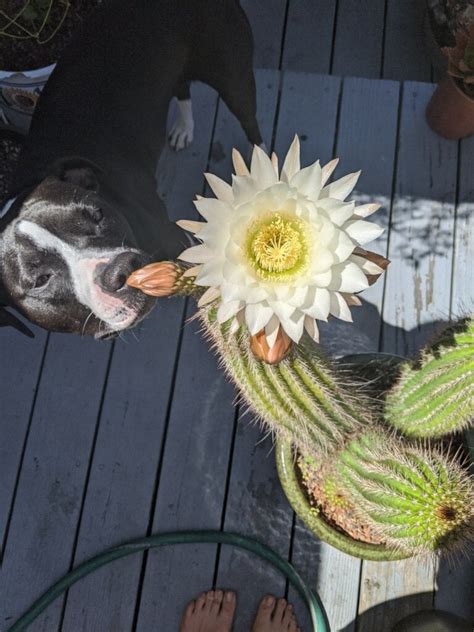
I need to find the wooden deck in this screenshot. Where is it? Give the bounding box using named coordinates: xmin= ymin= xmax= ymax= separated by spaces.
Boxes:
xmin=1 ymin=69 xmax=473 ymax=632
xmin=1 ymin=3 xmax=473 ymax=631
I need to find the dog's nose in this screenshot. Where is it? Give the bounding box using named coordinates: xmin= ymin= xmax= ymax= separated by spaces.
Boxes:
xmin=98 ymin=251 xmax=145 ymax=292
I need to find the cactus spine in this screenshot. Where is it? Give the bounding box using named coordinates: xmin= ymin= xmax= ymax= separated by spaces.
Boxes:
xmin=335 ymin=432 xmax=473 ymax=554
xmin=201 ymin=309 xmax=366 ymax=457
xmin=201 ymin=308 xmax=474 ymax=555
xmin=385 ymin=318 xmax=474 ymax=438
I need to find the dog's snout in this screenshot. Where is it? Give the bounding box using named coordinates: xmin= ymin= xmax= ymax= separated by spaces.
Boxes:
xmin=98 ymin=251 xmax=144 ymax=292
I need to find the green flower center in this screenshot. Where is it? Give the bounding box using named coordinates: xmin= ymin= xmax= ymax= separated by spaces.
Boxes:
xmin=245 ymin=212 xmax=308 ymax=281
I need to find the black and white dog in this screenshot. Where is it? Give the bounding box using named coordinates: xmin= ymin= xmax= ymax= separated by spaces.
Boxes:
xmin=0 ymin=0 xmax=262 ymax=339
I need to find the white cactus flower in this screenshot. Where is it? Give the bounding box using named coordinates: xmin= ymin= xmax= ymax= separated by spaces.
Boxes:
xmin=178 ymin=136 xmax=388 ymax=346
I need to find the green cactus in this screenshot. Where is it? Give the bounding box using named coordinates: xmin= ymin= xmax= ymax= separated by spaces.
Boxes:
xmin=385 ymin=318 xmax=474 ymax=439
xmin=201 ymin=308 xmax=367 ymax=457
xmin=200 ymin=308 xmax=474 ymax=556
xmin=335 ymin=432 xmax=474 ymax=554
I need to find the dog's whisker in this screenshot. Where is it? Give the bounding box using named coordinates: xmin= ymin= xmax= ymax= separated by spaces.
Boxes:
xmin=81 ymin=310 xmax=94 ymax=337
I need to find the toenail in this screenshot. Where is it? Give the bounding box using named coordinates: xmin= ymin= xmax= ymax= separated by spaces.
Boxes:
xmin=225 ymin=592 xmax=235 ymax=602
xmin=264 ymin=596 xmax=275 ymax=606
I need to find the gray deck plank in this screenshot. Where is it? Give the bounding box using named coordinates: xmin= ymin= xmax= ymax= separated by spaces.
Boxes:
xmin=359 ymin=81 xmax=459 ymax=631
xmin=241 ymin=0 xmax=288 ymax=69
xmin=291 ymin=76 xmax=400 ymax=632
xmin=201 ymin=69 xmax=286 ymax=632
xmin=318 ymin=76 xmax=400 ymax=358
xmin=58 ymin=299 xmax=186 ymax=632
xmin=282 ymin=0 xmax=336 ymax=74
xmin=0 ymin=335 xmax=111 ymax=630
xmin=216 ymin=424 xmax=293 ymax=632
xmin=331 ymin=0 xmax=385 ymax=78
xmin=381 ymin=82 xmax=458 ymax=357
xmin=58 ymin=82 xmax=220 ymax=632
xmin=134 ymin=305 xmax=236 ymax=631
xmin=0 ymin=324 xmax=47 ymax=556
xmin=435 ymin=134 xmax=474 ymax=623
xmin=450 ymin=135 xmax=474 ymax=319
xmin=383 ymin=0 xmax=432 ymax=82
xmin=273 ymin=71 xmax=364 ymax=632
xmin=135 ymin=68 xmax=279 ymax=632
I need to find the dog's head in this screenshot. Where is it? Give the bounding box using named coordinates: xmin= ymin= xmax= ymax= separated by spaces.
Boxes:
xmin=0 ymin=158 xmax=162 ymax=339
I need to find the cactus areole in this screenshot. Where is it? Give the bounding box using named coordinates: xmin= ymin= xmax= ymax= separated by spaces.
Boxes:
xmin=128 ymin=140 xmax=473 ymax=559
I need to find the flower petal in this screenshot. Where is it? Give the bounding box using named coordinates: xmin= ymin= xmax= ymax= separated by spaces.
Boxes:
xmin=342 ymin=293 xmax=362 ymax=306
xmin=232 ymin=148 xmax=250 ymax=176
xmin=178 ymin=244 xmax=214 ymax=263
xmin=271 ymin=152 xmax=279 ymax=177
xmin=329 ymin=261 xmax=369 ymax=293
xmin=250 ymin=144 xmax=278 ymax=189
xmin=344 ymin=219 xmax=384 ymax=245
xmin=204 ymin=173 xmax=233 ymax=203
xmin=304 ymin=315 xmax=320 ymax=342
xmin=231 ymin=174 xmax=260 ymax=205
xmin=280 ymin=309 xmax=305 ymax=343
xmin=182 ymin=265 xmax=203 ymax=278
xmin=265 ymin=314 xmax=280 ymax=348
xmin=350 ymin=254 xmax=384 ymax=276
xmin=176 ymin=219 xmax=204 ymax=234
xmin=229 ymin=316 xmax=241 ymax=335
xmin=353 ymin=202 xmax=381 ymax=218
xmin=217 ymin=300 xmax=243 ymax=323
xmin=321 ymin=170 xmax=361 ymax=201
xmin=321 ymin=158 xmax=339 ymax=185
xmin=300 ymin=286 xmax=330 ymax=320
xmin=318 ymin=198 xmax=355 ymax=226
xmin=281 ymin=135 xmax=301 ymax=183
xmin=329 ymin=291 xmax=353 ymax=322
xmin=290 ymin=160 xmax=322 ymax=202
xmin=197 ymin=286 xmax=220 ymax=307
xmin=194 ymin=197 xmax=230 ymax=222
xmin=245 ymin=302 xmax=274 ymax=334
xmin=195 ymin=260 xmax=225 ymax=286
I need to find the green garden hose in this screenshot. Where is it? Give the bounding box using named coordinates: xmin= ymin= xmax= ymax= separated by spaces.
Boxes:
xmin=8 ymin=530 xmax=329 ymax=632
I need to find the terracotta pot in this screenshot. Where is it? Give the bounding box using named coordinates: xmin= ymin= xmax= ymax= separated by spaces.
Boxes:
xmin=275 ymin=353 xmax=410 ymax=562
xmin=426 ymin=75 xmax=474 ymax=140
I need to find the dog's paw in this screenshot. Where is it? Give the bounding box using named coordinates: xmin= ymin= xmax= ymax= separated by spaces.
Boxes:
xmin=168 ymin=98 xmax=194 ymax=151
xmin=168 ymin=122 xmax=194 ymax=151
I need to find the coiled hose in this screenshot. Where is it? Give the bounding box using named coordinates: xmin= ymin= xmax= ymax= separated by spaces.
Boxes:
xmin=8 ymin=530 xmax=330 ymax=632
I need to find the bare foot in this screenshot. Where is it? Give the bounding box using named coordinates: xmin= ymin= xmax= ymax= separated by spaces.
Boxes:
xmin=179 ymin=590 xmax=236 ymax=632
xmin=252 ymin=595 xmax=301 ymax=632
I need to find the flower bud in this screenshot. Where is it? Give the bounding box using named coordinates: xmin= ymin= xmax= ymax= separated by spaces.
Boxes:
xmin=250 ymin=327 xmax=293 ymax=365
xmin=127 ymin=261 xmax=181 ymax=297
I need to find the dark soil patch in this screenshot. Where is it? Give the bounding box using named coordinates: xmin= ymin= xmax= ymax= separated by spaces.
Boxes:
xmin=0 ymin=0 xmax=101 ymax=71
xmin=0 ymin=129 xmax=23 ymax=202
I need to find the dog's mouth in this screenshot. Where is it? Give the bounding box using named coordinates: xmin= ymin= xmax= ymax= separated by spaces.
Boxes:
xmin=74 ymin=249 xmax=156 ymax=338
xmin=93 ymin=295 xmax=155 ymax=340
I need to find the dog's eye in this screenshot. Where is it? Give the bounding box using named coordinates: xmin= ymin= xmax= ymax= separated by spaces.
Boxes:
xmin=33 ymin=274 xmax=52 ymax=289
xmin=88 ymin=207 xmax=104 ymax=224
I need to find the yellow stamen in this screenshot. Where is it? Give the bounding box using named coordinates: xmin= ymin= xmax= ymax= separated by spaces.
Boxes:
xmin=246 ymin=213 xmax=308 ymax=280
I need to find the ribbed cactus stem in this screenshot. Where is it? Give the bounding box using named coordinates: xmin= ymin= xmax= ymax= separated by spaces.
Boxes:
xmin=200 ymin=309 xmax=367 ymax=457
xmin=333 ymin=432 xmax=474 ymax=554
xmin=385 ymin=318 xmax=474 ymax=438
xmin=200 ymin=307 xmax=473 ymax=556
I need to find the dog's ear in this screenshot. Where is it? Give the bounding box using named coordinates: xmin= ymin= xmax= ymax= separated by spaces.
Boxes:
xmin=51 ymin=156 xmax=103 ymax=192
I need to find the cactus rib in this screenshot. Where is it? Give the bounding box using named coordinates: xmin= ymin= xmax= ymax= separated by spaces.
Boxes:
xmin=385 ymin=318 xmax=474 ymax=438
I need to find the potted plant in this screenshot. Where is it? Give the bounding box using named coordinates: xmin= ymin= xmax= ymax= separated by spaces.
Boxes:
xmin=0 ymin=0 xmax=98 ymax=132
xmin=425 ymin=2 xmax=474 ymax=138
xmin=128 ymin=139 xmax=474 ymax=561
